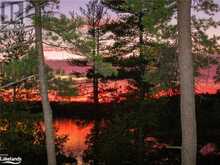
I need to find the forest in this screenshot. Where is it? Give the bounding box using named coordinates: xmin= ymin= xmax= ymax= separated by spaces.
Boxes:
xmin=0 ymin=0 xmax=220 ymax=165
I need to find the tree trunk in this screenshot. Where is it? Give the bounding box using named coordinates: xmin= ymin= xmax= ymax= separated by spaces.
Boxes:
xmin=93 ymin=74 xmax=99 ymax=105
xmin=137 ymin=11 xmax=145 ymax=165
xmin=12 ymin=86 xmax=17 ymax=110
xmin=177 ymin=1 xmax=197 ymax=165
xmin=13 ymin=86 xmax=16 ymax=103
xmin=34 ymin=5 xmax=57 ymax=165
xmin=93 ymin=26 xmax=99 ymax=105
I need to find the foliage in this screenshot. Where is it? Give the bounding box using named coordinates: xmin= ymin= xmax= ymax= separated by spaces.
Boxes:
xmin=42 ymin=0 xmax=117 ymax=78
xmin=48 ymin=76 xmax=76 ymax=96
xmin=101 ymin=0 xmax=177 ymax=96
xmin=1 ymin=50 xmax=38 ymax=85
xmin=0 ymin=109 xmax=70 ymax=165
xmin=0 ymin=49 xmax=76 ymax=98
xmin=102 ymin=0 xmax=220 ymax=93
xmin=0 ymin=24 xmax=34 ymax=62
xmin=83 ymin=99 xmax=176 ymax=165
xmin=103 ymin=0 xmax=174 ymax=31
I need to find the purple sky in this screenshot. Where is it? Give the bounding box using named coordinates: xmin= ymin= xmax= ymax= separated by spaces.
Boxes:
xmin=58 ymin=0 xmax=220 ymax=20
xmin=58 ymin=0 xmax=220 ymax=36
xmin=1 ymin=0 xmax=219 ymax=36
xmin=59 ymin=0 xmax=89 ymax=15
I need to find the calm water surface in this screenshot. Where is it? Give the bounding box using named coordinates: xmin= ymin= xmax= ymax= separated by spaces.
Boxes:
xmin=54 ymin=119 xmax=93 ymax=164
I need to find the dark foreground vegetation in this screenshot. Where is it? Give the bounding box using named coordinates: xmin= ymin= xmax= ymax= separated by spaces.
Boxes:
xmin=1 ymin=93 xmax=220 ymax=165
xmin=0 ymin=0 xmax=219 ymax=164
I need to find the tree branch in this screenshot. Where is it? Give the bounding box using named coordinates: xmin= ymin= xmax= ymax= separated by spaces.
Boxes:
xmin=0 ymin=74 xmax=37 ymax=90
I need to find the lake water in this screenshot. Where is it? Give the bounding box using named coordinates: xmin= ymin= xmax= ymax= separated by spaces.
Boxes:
xmin=54 ymin=119 xmax=93 ymax=165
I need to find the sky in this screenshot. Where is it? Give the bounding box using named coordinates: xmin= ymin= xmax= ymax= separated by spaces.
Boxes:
xmin=0 ymin=0 xmax=89 ymax=21
xmin=0 ymin=0 xmax=220 ymax=40
xmin=58 ymin=0 xmax=220 ymax=35
xmin=0 ymin=0 xmax=220 ymax=16
xmin=59 ymin=0 xmax=89 ymax=15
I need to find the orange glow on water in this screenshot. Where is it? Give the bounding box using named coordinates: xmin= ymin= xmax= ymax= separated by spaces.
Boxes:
xmin=54 ymin=120 xmax=93 ymax=156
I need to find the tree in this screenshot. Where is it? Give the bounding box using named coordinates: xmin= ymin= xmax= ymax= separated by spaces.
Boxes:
xmin=0 ymin=2 xmax=76 ymax=164
xmin=80 ymin=0 xmax=114 ymax=105
xmin=0 ymin=24 xmax=35 ymax=102
xmin=104 ymin=0 xmax=218 ymax=164
xmin=102 ymin=0 xmax=174 ymax=95
xmin=42 ymin=0 xmax=117 ymax=105
xmin=0 ymin=52 xmax=38 ymax=102
xmin=31 ymin=1 xmax=58 ymax=164
xmin=177 ymin=1 xmax=197 ymax=165
xmin=102 ymin=1 xmax=174 ymax=165
xmin=0 ymin=24 xmax=33 ymax=63
xmin=82 ymin=1 xmax=220 ymax=165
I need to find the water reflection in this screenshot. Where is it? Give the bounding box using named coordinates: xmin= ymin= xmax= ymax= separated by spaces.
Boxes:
xmin=54 ymin=119 xmax=93 ymax=164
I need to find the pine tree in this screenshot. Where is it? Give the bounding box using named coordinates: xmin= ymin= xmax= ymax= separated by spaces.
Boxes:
xmin=0 ymin=24 xmax=35 ymax=101
xmin=29 ymin=1 xmax=59 ymax=164
xmin=32 ymin=1 xmax=57 ymax=165
xmin=4 ymin=2 xmax=61 ymax=164
xmin=98 ymin=1 xmax=220 ymax=165
xmin=42 ymin=0 xmax=117 ymax=105
xmin=80 ymin=0 xmax=109 ymax=105
xmin=102 ymin=1 xmax=174 ymax=164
